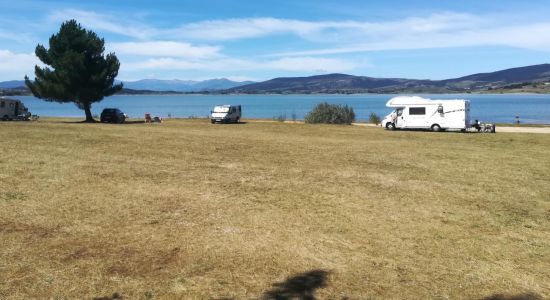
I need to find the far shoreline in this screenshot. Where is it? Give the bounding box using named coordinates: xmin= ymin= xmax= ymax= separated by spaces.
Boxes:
xmin=7 ymin=91 xmax=550 ymax=97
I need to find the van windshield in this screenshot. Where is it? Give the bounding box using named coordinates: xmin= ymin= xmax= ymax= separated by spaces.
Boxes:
xmin=213 ymin=106 xmax=229 ymax=113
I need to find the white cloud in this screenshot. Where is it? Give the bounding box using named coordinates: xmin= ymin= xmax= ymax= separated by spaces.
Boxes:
xmin=44 ymin=10 xmax=550 ymax=54
xmin=175 ymin=13 xmax=550 ymax=54
xmin=109 ymin=41 xmax=221 ymax=58
xmin=176 ymin=13 xmax=482 ymax=42
xmin=265 ymin=57 xmax=355 ymax=72
xmin=48 ymin=9 xmax=154 ymax=39
xmin=122 ymin=56 xmax=357 ymax=73
xmin=0 ymin=50 xmax=40 ymax=80
xmin=269 ymin=21 xmax=550 ymax=56
xmin=0 ymin=29 xmax=33 ymax=44
xmin=178 ymin=18 xmax=321 ymax=40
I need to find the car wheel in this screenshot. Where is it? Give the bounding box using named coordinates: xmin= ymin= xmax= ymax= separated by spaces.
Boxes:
xmin=2 ymin=115 xmax=9 ymax=121
xmin=235 ymin=117 xmax=240 ymax=124
xmin=386 ymin=122 xmax=395 ymax=130
xmin=431 ymin=124 xmax=442 ymax=132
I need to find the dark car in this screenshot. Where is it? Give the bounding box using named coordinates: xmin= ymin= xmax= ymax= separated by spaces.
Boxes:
xmin=100 ymin=108 xmax=126 ymax=123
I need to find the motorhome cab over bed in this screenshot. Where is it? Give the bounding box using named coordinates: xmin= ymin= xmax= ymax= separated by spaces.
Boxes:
xmin=382 ymin=96 xmax=470 ymax=131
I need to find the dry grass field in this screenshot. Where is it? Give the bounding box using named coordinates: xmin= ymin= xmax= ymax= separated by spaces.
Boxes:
xmin=1 ymin=118 xmax=549 ymax=299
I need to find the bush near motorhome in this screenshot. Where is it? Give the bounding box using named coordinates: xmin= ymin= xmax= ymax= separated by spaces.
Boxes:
xmin=305 ymin=102 xmax=355 ymax=124
xmin=368 ymin=112 xmax=381 ymax=124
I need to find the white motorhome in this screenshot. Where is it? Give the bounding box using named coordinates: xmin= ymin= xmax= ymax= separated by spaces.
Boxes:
xmin=210 ymin=105 xmax=241 ymax=124
xmin=381 ymin=96 xmax=470 ymax=131
xmin=0 ymin=97 xmax=31 ymax=121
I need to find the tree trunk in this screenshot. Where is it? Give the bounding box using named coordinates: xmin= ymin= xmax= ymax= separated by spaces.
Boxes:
xmin=83 ymin=103 xmax=95 ymax=122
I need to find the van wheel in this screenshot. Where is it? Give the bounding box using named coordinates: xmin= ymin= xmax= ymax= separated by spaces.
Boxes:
xmin=386 ymin=122 xmax=395 ymax=130
xmin=235 ymin=117 xmax=240 ymax=123
xmin=211 ymin=120 xmax=215 ymax=124
xmin=431 ymin=124 xmax=442 ymax=132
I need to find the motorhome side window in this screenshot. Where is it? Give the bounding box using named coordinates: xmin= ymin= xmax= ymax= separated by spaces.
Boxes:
xmin=396 ymin=108 xmax=403 ymax=116
xmin=409 ymin=107 xmax=426 ymax=115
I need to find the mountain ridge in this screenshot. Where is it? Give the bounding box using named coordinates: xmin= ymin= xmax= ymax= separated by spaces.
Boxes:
xmin=0 ymin=78 xmax=255 ymax=93
xmin=226 ymin=64 xmax=550 ymax=94
xmin=3 ymin=64 xmax=550 ymax=95
xmin=121 ymin=78 xmax=255 ymax=92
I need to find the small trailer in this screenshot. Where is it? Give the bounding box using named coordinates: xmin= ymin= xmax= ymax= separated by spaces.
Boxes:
xmin=0 ymin=97 xmax=32 ymax=121
xmin=381 ymin=96 xmax=472 ymax=132
xmin=210 ymin=105 xmax=241 ymax=124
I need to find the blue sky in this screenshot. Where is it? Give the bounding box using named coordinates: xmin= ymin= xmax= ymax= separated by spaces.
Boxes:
xmin=1 ymin=0 xmax=550 ymax=82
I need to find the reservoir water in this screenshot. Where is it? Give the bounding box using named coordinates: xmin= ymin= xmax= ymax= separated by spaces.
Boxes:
xmin=16 ymin=94 xmax=550 ymax=124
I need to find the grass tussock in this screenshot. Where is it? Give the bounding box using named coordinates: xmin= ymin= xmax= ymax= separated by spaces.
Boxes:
xmin=0 ymin=118 xmax=549 ymax=299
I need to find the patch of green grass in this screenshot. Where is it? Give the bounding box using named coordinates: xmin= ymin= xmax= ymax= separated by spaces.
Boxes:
xmin=0 ymin=118 xmax=549 ymax=299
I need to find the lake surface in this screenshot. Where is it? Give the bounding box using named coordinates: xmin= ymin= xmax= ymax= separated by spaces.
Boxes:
xmin=15 ymin=94 xmax=550 ymax=124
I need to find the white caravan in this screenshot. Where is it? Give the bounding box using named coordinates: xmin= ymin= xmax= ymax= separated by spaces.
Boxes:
xmin=0 ymin=97 xmax=31 ymax=121
xmin=381 ymin=96 xmax=470 ymax=131
xmin=210 ymin=105 xmax=242 ymax=123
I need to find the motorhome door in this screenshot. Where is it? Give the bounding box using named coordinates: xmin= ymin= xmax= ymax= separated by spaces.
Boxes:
xmin=395 ymin=108 xmax=405 ymax=127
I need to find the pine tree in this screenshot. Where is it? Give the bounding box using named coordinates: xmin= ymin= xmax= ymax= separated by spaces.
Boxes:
xmin=25 ymin=20 xmax=123 ymax=122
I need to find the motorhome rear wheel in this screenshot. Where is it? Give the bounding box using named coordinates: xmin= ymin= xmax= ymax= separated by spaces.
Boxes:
xmin=431 ymin=124 xmax=442 ymax=132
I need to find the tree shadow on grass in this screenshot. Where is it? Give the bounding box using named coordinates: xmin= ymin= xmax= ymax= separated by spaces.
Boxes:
xmin=262 ymin=269 xmax=330 ymax=300
xmin=92 ymin=292 xmax=123 ymax=300
xmin=481 ymin=293 xmax=543 ymax=300
xmin=58 ymin=120 xmax=145 ymax=124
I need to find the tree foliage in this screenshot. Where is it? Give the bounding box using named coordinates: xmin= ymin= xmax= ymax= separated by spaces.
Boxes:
xmin=305 ymin=102 xmax=355 ymax=125
xmin=25 ymin=20 xmax=122 ymax=122
xmin=368 ymin=112 xmax=381 ymax=124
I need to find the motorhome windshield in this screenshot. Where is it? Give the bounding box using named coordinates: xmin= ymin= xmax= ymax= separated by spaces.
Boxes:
xmin=213 ymin=106 xmax=230 ymax=113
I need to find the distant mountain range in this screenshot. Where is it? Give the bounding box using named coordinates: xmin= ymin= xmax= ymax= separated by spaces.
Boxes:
xmin=0 ymin=78 xmax=254 ymax=94
xmin=120 ymin=78 xmax=255 ymax=92
xmin=3 ymin=64 xmax=550 ymax=96
xmin=0 ymin=80 xmax=26 ymax=89
xmin=226 ymin=64 xmax=550 ymax=94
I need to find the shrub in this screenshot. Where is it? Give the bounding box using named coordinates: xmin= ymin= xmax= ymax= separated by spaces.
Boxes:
xmin=305 ymin=102 xmax=355 ymax=124
xmin=368 ymin=112 xmax=381 ymax=124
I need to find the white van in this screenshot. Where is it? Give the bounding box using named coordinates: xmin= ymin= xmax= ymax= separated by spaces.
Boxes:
xmin=0 ymin=98 xmax=31 ymax=121
xmin=211 ymin=105 xmax=241 ymax=124
xmin=381 ymin=96 xmax=470 ymax=131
